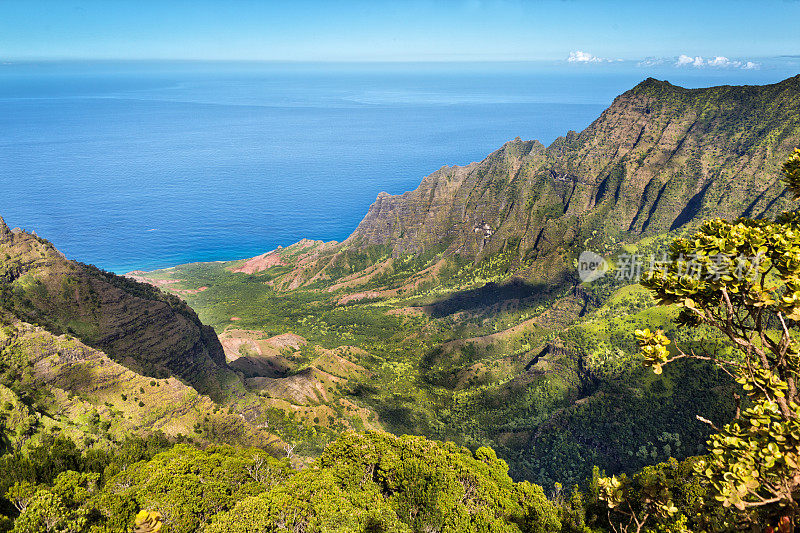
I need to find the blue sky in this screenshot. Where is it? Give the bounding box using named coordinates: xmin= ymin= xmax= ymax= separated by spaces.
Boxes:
xmin=1 ymin=0 xmax=799 ymax=63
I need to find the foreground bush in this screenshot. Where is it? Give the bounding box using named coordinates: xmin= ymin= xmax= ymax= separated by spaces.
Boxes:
xmin=207 ymin=431 xmax=561 ymax=533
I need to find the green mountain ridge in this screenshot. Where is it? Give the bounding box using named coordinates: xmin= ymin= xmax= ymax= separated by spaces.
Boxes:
xmin=0 ymin=317 xmax=282 ymax=453
xmin=0 ymin=216 xmax=236 ymax=401
xmin=281 ymin=75 xmax=800 ymax=289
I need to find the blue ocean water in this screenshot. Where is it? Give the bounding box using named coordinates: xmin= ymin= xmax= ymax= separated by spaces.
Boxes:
xmin=0 ymin=61 xmax=796 ymax=273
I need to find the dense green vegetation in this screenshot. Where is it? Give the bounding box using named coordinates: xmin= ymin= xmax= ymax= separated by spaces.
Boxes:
xmin=0 ymin=430 xmax=566 ymax=533
xmin=143 ymin=228 xmax=734 ymax=493
xmin=2 ymin=79 xmax=800 ymax=531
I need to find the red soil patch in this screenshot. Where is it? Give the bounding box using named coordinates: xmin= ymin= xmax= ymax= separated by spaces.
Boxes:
xmin=387 ymin=306 xmax=425 ymax=317
xmin=266 ymin=333 xmax=307 ymax=350
xmin=125 ymin=273 xmax=208 ymax=297
xmin=229 ymin=252 xmax=285 ymax=274
xmin=174 ymin=286 xmax=208 ymax=295
xmin=230 ymin=317 xmax=241 ymax=321
xmin=324 ymin=258 xmax=394 ymax=292
xmin=219 ymin=336 xmax=261 ymax=362
xmin=441 ymin=295 xmax=585 ymax=351
xmin=337 ymin=291 xmax=381 ymax=306
xmin=397 ymin=258 xmax=448 ymax=293
xmin=218 ymin=329 xmax=307 ymax=352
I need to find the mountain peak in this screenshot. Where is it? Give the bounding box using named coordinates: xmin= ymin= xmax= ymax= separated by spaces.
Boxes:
xmin=778 ymin=73 xmax=800 ymax=88
xmin=638 ymin=77 xmax=670 ymax=87
xmin=629 ymin=77 xmax=679 ymax=96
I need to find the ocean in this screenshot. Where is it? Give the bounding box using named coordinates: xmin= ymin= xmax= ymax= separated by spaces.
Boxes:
xmin=0 ymin=61 xmax=796 ymax=273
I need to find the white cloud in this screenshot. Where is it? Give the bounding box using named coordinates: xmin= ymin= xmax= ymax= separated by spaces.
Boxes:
xmin=567 ymin=50 xmax=604 ymax=63
xmin=674 ymin=54 xmax=759 ymax=70
xmin=676 ymin=55 xmax=706 ymax=67
xmin=637 ymin=57 xmax=666 ymax=67
xmin=708 ymin=56 xmax=743 ymax=68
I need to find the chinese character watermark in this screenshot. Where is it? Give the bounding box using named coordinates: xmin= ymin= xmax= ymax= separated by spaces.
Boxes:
xmin=577 ymin=250 xmax=765 ymax=283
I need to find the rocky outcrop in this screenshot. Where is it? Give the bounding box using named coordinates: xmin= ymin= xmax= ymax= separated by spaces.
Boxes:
xmin=0 ymin=216 xmax=10 ymax=242
xmin=0 ymin=225 xmax=236 ymax=400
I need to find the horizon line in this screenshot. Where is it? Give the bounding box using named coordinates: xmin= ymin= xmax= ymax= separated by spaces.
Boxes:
xmin=1 ymin=54 xmax=795 ymax=64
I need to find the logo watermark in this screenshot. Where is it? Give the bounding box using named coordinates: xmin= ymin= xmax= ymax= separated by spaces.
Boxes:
xmin=577 ymin=250 xmax=609 ymax=282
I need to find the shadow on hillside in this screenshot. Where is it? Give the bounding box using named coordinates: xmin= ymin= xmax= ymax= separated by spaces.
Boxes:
xmin=426 ymin=278 xmax=549 ymax=317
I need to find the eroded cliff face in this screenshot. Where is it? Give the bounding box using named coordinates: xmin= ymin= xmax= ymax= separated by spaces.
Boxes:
xmin=340 ymin=76 xmax=800 ymax=281
xmin=347 ymin=141 xmax=547 ymax=254
xmin=0 ymin=218 xmax=235 ymax=400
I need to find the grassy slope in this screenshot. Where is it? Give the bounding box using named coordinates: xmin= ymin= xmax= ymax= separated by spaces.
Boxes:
xmin=0 ymin=222 xmax=237 ymax=401
xmin=0 ymin=312 xmax=289 ymax=458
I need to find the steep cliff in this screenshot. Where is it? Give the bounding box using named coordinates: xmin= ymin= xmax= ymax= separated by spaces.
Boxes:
xmin=0 ymin=217 xmax=236 ymax=399
xmin=339 ymin=75 xmax=800 ymax=282
xmin=0 ymin=316 xmax=279 ymax=451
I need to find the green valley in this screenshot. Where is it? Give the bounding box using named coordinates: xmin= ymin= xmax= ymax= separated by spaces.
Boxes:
xmin=131 ymin=76 xmax=800 ymax=490
xmin=2 ymin=75 xmax=800 ymax=532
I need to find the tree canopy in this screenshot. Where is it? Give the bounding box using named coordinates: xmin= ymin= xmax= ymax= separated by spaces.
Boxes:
xmin=598 ymin=150 xmax=800 ymax=531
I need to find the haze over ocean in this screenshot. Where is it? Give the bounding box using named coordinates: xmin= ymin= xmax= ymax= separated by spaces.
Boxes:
xmin=1 ymin=61 xmax=796 ymax=273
